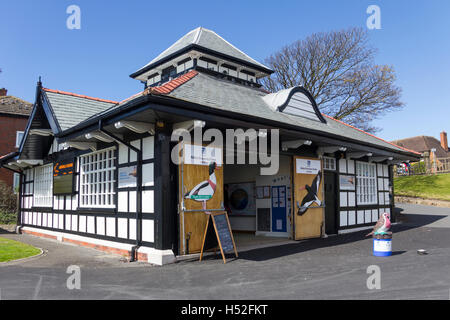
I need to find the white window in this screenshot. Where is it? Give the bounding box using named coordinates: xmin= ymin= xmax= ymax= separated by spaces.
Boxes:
xmin=323 ymin=157 xmax=336 ymax=171
xmin=34 ymin=164 xmax=53 ymax=207
xmin=356 ymin=162 xmax=377 ymax=205
xmin=80 ymin=147 xmax=116 ymax=208
xmin=16 ymin=131 xmax=24 ymax=148
xmin=13 ymin=173 xmax=20 ymax=194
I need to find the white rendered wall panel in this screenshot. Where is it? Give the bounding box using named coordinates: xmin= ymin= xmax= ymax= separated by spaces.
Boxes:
xmin=87 ymin=216 xmax=95 ymax=233
xmin=106 ymin=217 xmax=115 ymax=237
xmin=79 ymin=216 xmax=87 ymax=233
xmin=142 ymin=136 xmax=154 ymax=160
xmin=339 ymin=211 xmax=348 ymax=227
xmin=142 ymin=190 xmax=154 ymax=213
xmin=96 ymin=217 xmax=105 ymax=235
xmin=348 ymin=211 xmax=356 ymax=225
xmin=129 ymin=219 xmax=136 ymax=240
xmin=339 ymin=159 xmax=347 ymax=173
xmin=118 ymin=218 xmax=128 ymax=239
xmin=141 ymin=219 xmax=154 ymax=243
xmin=142 ymin=163 xmax=154 ymax=186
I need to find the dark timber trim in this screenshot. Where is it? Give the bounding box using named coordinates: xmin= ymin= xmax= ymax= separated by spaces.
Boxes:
xmin=153 ymin=123 xmax=175 ymax=251
xmin=129 ymin=43 xmax=274 ymax=79
xmin=277 ymin=87 xmax=327 ymax=124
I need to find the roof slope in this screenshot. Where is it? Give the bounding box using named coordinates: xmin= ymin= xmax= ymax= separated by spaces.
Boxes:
xmin=165 ymin=72 xmax=417 ymax=155
xmin=43 ymin=89 xmax=117 ymax=131
xmin=55 ymin=71 xmax=418 ymax=157
xmin=392 ymin=136 xmax=449 ymax=158
xmin=132 ymin=27 xmax=271 ymax=77
xmin=0 ymin=95 xmax=32 ymax=116
xmin=89 ymin=71 xmax=418 ymax=156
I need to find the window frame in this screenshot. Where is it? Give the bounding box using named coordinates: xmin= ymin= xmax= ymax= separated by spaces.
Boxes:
xmin=355 ymin=161 xmax=378 ymax=205
xmin=33 ymin=164 xmax=53 ymax=207
xmin=79 ymin=147 xmax=117 ymax=209
xmin=323 ymin=156 xmax=336 ymax=171
xmin=16 ymin=131 xmax=24 ymax=148
xmin=13 ymin=172 xmax=20 ymax=194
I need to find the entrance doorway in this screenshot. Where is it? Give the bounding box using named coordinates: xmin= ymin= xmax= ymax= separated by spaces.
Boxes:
xmin=324 ymin=171 xmax=338 ymax=235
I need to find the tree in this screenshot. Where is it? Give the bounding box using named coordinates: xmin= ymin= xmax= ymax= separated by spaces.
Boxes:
xmin=261 ymin=28 xmax=403 ymax=133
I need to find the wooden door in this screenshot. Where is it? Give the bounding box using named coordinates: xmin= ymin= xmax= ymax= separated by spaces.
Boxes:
xmin=179 ymin=143 xmax=224 ymax=254
xmin=324 ymin=171 xmax=337 ymax=235
xmin=293 ymin=156 xmax=324 ymax=240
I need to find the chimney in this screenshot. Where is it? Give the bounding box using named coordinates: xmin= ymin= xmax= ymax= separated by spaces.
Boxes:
xmin=0 ymin=88 xmax=7 ymax=96
xmin=441 ymin=131 xmax=448 ymax=151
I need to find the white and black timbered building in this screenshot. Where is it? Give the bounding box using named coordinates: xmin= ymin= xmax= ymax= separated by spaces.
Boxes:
xmin=0 ymin=27 xmax=420 ymax=265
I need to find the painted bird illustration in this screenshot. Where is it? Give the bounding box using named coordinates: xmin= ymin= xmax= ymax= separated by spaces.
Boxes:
xmin=366 ymin=212 xmax=391 ymax=236
xmin=297 ymin=171 xmax=321 ymax=216
xmin=184 ymin=162 xmax=217 ymax=201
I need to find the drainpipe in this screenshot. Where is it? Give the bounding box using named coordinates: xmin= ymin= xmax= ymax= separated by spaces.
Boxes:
xmin=98 ymin=120 xmax=143 ymax=262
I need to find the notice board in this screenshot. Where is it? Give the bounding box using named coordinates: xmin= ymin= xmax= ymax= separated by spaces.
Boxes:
xmin=200 ymin=212 xmax=238 ymax=263
xmin=53 ymin=158 xmax=75 ymax=195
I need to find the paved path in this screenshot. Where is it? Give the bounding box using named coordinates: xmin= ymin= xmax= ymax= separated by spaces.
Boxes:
xmin=1 ymin=203 xmax=450 ymax=300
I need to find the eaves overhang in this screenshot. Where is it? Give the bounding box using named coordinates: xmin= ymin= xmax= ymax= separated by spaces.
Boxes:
xmin=130 ymin=44 xmax=274 ymax=79
xmin=56 ymin=93 xmax=420 ymax=161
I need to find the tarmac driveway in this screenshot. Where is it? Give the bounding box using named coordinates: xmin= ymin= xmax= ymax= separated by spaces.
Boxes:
xmin=1 ymin=203 xmax=450 ymax=300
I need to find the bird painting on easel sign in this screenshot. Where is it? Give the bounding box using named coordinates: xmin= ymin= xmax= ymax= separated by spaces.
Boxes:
xmin=297 ymin=170 xmax=322 ymax=216
xmin=184 ymin=162 xmax=218 ymax=201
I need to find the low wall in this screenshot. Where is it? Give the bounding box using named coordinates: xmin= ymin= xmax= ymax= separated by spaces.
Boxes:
xmin=395 ymin=196 xmax=450 ymax=208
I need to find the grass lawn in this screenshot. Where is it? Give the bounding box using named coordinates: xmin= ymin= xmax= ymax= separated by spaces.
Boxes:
xmin=394 ymin=173 xmax=450 ymax=201
xmin=0 ymin=237 xmax=41 ymax=263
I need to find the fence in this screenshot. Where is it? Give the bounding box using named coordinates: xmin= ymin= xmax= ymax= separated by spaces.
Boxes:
xmin=395 ymin=156 xmax=450 ymax=176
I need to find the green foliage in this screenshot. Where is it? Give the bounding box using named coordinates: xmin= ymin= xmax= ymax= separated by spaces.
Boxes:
xmin=0 ymin=210 xmax=17 ymax=225
xmin=0 ymin=237 xmax=41 ymax=262
xmin=0 ymin=181 xmax=18 ymax=225
xmin=394 ymin=173 xmax=450 ymax=201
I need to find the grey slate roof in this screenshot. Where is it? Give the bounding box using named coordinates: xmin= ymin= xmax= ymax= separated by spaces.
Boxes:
xmin=43 ymin=90 xmax=117 ymax=131
xmin=133 ymin=27 xmax=271 ymax=76
xmin=166 ymin=72 xmax=414 ymax=154
xmin=391 ymin=136 xmax=449 ymax=158
xmin=81 ymin=71 xmax=416 ymax=156
xmin=0 ymin=95 xmax=32 ymax=116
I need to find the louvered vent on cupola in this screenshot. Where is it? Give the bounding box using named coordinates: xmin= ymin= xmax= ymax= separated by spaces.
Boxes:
xmin=263 ymin=87 xmax=326 ymax=123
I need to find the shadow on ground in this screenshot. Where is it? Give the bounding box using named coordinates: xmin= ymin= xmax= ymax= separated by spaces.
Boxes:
xmin=233 ymin=207 xmax=448 ymax=262
xmin=0 ymin=225 xmax=16 ymax=234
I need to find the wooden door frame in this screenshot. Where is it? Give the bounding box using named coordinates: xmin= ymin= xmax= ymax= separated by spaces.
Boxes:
xmin=292 ymin=155 xmax=325 ymax=240
xmin=324 ymin=170 xmax=338 ymax=235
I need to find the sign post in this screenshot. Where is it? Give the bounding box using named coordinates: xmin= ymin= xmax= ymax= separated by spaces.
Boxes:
xmin=199 ymin=211 xmax=238 ymax=263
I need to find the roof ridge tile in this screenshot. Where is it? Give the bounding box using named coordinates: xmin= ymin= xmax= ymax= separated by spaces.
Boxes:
xmin=322 ymin=114 xmax=421 ymax=155
xmin=43 ymin=88 xmax=118 ymax=104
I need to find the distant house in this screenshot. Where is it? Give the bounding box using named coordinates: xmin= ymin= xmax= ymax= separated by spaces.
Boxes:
xmin=0 ymin=88 xmax=32 ymax=190
xmin=391 ymin=132 xmax=449 ymax=159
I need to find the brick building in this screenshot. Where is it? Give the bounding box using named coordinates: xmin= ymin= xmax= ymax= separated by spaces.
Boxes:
xmin=0 ymin=88 xmax=32 ymax=190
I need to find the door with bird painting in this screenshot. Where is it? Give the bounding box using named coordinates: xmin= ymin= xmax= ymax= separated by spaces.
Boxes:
xmin=293 ymin=156 xmax=324 ymax=240
xmin=178 ymin=143 xmax=224 ymax=255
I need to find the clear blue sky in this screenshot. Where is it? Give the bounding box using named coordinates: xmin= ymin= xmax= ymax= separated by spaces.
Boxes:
xmin=1 ymin=0 xmax=449 ymax=141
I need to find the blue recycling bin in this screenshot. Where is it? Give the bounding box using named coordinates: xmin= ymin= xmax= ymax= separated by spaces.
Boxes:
xmin=373 ymin=233 xmax=392 ymax=256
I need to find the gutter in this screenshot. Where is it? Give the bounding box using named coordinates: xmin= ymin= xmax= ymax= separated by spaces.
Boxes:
xmin=97 ymin=120 xmax=143 ymax=262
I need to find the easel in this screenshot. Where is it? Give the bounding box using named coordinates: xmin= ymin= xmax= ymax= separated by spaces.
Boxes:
xmin=199 ymin=205 xmax=238 ymax=264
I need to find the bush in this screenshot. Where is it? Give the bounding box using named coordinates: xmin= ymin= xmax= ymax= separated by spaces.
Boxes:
xmin=0 ymin=181 xmax=18 ymax=225
xmin=0 ymin=210 xmax=17 ymax=225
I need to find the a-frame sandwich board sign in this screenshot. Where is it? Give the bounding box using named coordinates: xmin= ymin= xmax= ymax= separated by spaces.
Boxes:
xmin=199 ymin=211 xmax=238 ymax=264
